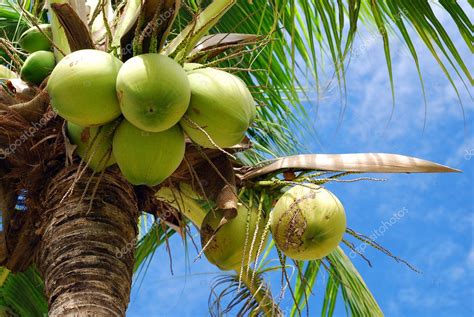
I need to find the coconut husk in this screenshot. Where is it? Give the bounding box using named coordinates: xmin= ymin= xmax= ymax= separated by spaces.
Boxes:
xmin=50 ymin=3 xmax=95 ymax=51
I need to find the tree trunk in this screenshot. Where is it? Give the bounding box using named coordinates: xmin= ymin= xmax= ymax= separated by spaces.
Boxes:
xmin=36 ymin=167 xmax=139 ymax=316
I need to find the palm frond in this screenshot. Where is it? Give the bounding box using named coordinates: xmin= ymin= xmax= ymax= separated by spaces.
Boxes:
xmin=0 ymin=1 xmax=29 ymax=64
xmin=321 ymin=270 xmax=338 ymax=316
xmin=326 ymin=247 xmax=382 ymax=316
xmin=134 ymin=215 xmax=175 ymax=273
xmin=0 ymin=1 xmax=28 ymax=36
xmin=290 ymin=261 xmax=321 ymax=317
xmin=0 ymin=266 xmax=47 ymax=316
xmin=287 ymin=247 xmax=382 ymax=316
xmin=208 ymin=268 xmax=281 ymax=317
xmin=241 ymin=153 xmax=460 ymax=180
xmin=206 ymin=0 xmax=472 ymax=160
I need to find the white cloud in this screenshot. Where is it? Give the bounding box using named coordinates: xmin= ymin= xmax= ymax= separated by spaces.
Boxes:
xmin=305 ymin=8 xmax=473 ymax=151
xmin=447 ymin=265 xmax=466 ymax=281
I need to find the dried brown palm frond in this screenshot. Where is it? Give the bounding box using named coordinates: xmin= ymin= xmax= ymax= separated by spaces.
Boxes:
xmin=240 ymin=153 xmax=460 ymax=181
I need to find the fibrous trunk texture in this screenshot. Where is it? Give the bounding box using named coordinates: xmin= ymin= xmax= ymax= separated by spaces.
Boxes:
xmin=36 ymin=167 xmax=138 ymax=316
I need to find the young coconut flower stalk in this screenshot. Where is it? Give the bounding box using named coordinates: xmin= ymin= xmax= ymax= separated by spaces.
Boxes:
xmin=167 ymin=190 xmax=281 ymax=316
xmin=156 ymin=185 xmax=281 ymax=315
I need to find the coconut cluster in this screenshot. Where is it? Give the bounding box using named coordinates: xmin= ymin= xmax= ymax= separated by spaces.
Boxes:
xmin=45 ymin=49 xmax=256 ymax=186
xmin=199 ymin=185 xmax=346 ymax=271
xmin=16 ymin=24 xmax=56 ymax=85
xmin=13 ymin=35 xmax=346 ymax=267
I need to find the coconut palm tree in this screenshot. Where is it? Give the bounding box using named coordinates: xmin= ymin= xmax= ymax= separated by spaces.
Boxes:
xmin=0 ymin=0 xmax=471 ymax=316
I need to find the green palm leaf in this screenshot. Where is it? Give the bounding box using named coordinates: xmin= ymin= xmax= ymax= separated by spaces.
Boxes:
xmin=327 ymin=247 xmax=382 ymax=316
xmin=290 ymin=261 xmax=321 ymax=317
xmin=0 ymin=266 xmax=47 ymax=317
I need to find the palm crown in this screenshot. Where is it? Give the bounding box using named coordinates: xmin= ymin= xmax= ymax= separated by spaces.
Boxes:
xmin=0 ymin=0 xmax=471 ymax=316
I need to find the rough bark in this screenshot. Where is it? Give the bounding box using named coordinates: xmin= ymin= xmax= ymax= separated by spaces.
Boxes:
xmin=0 ymin=163 xmax=17 ymax=265
xmin=36 ymin=167 xmax=139 ymax=316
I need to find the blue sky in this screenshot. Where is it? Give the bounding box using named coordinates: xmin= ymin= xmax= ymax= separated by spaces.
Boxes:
xmin=127 ymin=4 xmax=473 ymax=317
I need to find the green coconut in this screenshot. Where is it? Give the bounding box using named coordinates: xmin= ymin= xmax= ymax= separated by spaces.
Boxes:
xmin=47 ymin=49 xmax=122 ymax=127
xmin=200 ymin=204 xmax=269 ymax=271
xmin=112 ymin=120 xmax=185 ymax=186
xmin=179 ymin=68 xmax=256 ymax=148
xmin=0 ymin=65 xmax=17 ymax=79
xmin=116 ymin=54 xmax=190 ymax=132
xmin=271 ymin=184 xmax=346 ymax=261
xmin=20 ymin=51 xmax=55 ymax=85
xmin=67 ymin=121 xmax=116 ymax=172
xmin=19 ymin=24 xmax=52 ymax=53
